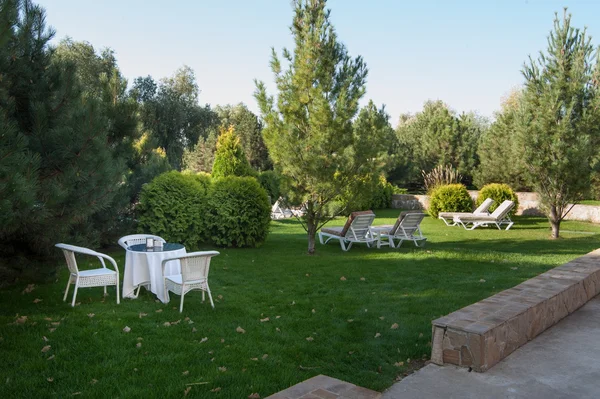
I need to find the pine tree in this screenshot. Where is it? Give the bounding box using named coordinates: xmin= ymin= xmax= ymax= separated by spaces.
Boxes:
xmin=0 ymin=0 xmax=126 ymax=278
xmin=517 ymin=9 xmax=600 ymax=239
xmin=211 ymin=126 xmax=256 ymax=179
xmin=255 ymin=0 xmax=388 ymax=254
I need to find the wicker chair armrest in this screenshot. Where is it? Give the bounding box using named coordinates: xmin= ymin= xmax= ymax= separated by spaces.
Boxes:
xmin=161 ymin=251 xmax=220 ymax=268
xmin=94 ymin=253 xmax=120 ymax=274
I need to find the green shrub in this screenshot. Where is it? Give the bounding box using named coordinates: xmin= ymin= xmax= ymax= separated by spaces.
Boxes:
xmin=137 ymin=171 xmax=208 ymax=248
xmin=476 ymin=183 xmax=519 ymax=216
xmin=206 ymin=176 xmax=271 ymax=248
xmin=258 ymin=170 xmax=281 ymax=204
xmin=428 ymin=184 xmax=473 ymax=218
xmin=369 ymin=175 xmax=405 ymax=209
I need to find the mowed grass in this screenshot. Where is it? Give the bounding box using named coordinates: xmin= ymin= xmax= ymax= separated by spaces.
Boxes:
xmin=2 ymin=210 xmax=600 ymax=398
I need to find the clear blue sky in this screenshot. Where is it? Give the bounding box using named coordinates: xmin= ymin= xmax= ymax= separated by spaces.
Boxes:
xmin=37 ymin=0 xmax=600 ymax=125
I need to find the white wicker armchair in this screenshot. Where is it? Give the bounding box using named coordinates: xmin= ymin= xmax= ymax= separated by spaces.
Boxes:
xmin=55 ymin=243 xmax=120 ymax=307
xmin=162 ymin=251 xmax=220 ymax=313
xmin=118 ymin=234 xmax=166 ymax=249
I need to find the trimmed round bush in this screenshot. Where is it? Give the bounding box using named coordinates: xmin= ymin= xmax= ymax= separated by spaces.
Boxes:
xmin=206 ymin=176 xmax=271 ymax=248
xmin=476 ymin=183 xmax=519 ymax=216
xmin=137 ymin=171 xmax=208 ymax=249
xmin=258 ymin=170 xmax=281 ymax=204
xmin=428 ymin=184 xmax=473 ymax=218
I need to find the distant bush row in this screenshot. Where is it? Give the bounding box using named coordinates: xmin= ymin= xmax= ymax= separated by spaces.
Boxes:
xmin=428 ymin=183 xmax=519 ymax=218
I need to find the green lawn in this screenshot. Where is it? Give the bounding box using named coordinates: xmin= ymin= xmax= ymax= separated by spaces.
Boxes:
xmin=2 ymin=211 xmax=600 ymax=398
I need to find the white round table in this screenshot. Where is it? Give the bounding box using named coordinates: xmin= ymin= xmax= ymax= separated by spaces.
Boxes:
xmin=122 ymin=243 xmax=186 ymax=303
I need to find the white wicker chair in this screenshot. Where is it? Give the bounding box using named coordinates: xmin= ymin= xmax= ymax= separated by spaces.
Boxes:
xmin=162 ymin=251 xmax=220 ymax=313
xmin=118 ymin=234 xmax=166 ymax=249
xmin=56 ymin=243 xmax=120 ymax=307
xmin=118 ymin=234 xmax=166 ymax=297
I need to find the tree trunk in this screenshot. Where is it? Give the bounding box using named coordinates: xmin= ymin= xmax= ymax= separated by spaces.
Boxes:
xmin=306 ymin=208 xmax=317 ymax=255
xmin=549 ymin=206 xmax=561 ymax=239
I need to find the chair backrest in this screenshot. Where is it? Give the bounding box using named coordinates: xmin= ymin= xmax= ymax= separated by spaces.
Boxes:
xmin=179 ymin=251 xmax=220 ymax=282
xmin=490 ymin=200 xmax=515 ymax=220
xmin=389 ymin=211 xmax=412 ymax=235
xmin=345 ymin=212 xmax=376 ymax=239
xmin=339 ymin=210 xmax=374 ymax=237
xmin=118 ymin=234 xmax=166 ymax=249
xmin=393 ymin=213 xmax=426 ymax=236
xmin=56 ymin=243 xmax=81 ymax=275
xmin=474 ymin=198 xmax=494 ymax=214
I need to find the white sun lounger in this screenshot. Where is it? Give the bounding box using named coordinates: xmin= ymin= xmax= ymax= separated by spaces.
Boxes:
xmin=438 ymin=198 xmax=495 ymax=227
xmin=453 ymin=200 xmax=515 ymax=231
xmin=318 ymin=211 xmax=377 ymax=251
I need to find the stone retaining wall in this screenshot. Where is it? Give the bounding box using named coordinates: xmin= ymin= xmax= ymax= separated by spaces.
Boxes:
xmin=430 ymin=249 xmax=600 ymax=372
xmin=392 ymin=192 xmax=600 ymax=223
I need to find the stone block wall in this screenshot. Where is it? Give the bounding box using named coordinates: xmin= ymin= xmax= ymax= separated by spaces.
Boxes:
xmin=430 ymin=249 xmax=600 ymax=372
xmin=392 ymin=191 xmax=600 ymax=223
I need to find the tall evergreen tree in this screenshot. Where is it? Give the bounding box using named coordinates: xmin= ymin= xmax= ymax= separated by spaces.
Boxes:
xmin=215 ymin=103 xmax=271 ymax=171
xmin=211 ymin=126 xmax=255 ymax=179
xmin=516 ymin=9 xmax=600 ymax=239
xmin=255 ymin=0 xmax=387 ymax=254
xmin=0 ymin=0 xmax=124 ymax=279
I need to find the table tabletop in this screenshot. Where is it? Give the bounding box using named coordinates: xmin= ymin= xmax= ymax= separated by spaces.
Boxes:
xmin=127 ymin=243 xmax=185 ymax=253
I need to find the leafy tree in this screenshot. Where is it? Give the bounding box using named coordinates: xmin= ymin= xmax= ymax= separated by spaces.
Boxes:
xmin=215 ymin=103 xmax=271 ymax=171
xmin=182 ymin=129 xmax=218 ymax=173
xmin=516 ymin=9 xmax=600 ymax=239
xmin=255 ymin=0 xmax=387 ymax=254
xmin=54 ymin=39 xmax=141 ymax=243
xmin=0 ymin=0 xmax=126 ymax=278
xmin=474 ymin=89 xmax=531 ymax=190
xmin=133 ymin=67 xmax=219 ymax=170
xmin=211 ymin=126 xmax=256 ymax=179
xmin=392 ymin=101 xmax=485 ymax=188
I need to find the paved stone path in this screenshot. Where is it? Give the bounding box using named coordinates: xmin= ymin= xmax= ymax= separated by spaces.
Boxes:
xmin=382 ymin=295 xmax=600 ymax=398
xmin=266 ymin=375 xmax=380 ymax=399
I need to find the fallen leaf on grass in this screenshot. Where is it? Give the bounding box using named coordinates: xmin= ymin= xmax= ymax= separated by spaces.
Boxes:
xmin=220 ymin=339 xmax=225 ymax=343
xmin=200 ymin=337 xmax=208 ymax=343
xmin=139 ymin=313 xmax=148 ymax=319
xmin=262 ymin=354 xmax=268 ymax=360
xmin=51 ymin=322 xmax=60 ymax=327
xmin=251 ymin=357 xmax=258 ymax=361
xmin=184 ymin=387 xmax=191 ymax=396
xmin=71 ymin=392 xmax=81 ymax=396
xmin=163 ymin=322 xmax=171 ymax=327
xmin=340 ymin=276 xmax=347 ymax=281
xmin=182 ymin=370 xmax=189 ymax=376
xmin=44 ymin=317 xmax=52 ymax=321
xmin=47 ymin=377 xmax=54 ymax=382
xmin=311 ymin=309 xmax=316 ymax=314
xmin=48 ymin=328 xmax=56 ymax=333
xmin=290 ymin=301 xmax=295 ymax=305
xmin=47 ymin=355 xmax=55 ymax=361
xmin=260 ymin=317 xmax=269 ymax=322
xmin=218 ymin=295 xmax=223 ymax=300
xmin=42 ymin=336 xmax=49 ymax=342
xmin=90 ymin=379 xmax=98 ymax=385
xmin=192 ymin=327 xmax=197 ymax=333
xmin=87 ymin=313 xmax=95 ymax=318
xmin=379 ymin=316 xmax=385 ymax=320
xmin=360 ymin=277 xmax=366 ymax=281
xmin=374 ymin=333 xmax=381 ymax=338
xmin=33 ymin=298 xmax=42 ymax=303
xmin=218 ymin=366 xmax=227 ymax=372
xmin=15 ymin=315 xmax=28 ymax=325
xmin=394 ymin=361 xmax=404 ymax=367
xmin=391 ymin=323 xmax=399 ymax=330
xmin=479 ymin=279 xmax=486 ymax=283
xmin=22 ymin=284 xmax=36 ymax=294
xmin=136 ymin=343 xmax=142 ymax=348
xmin=41 ymin=345 xmax=51 ymax=353
xmin=171 ymin=319 xmax=182 ymax=325
xmin=275 ymin=315 xmax=281 ymax=319
xmin=419 ymin=332 xmax=423 ymax=338
xmin=348 ymin=351 xmax=354 ymax=355
xmin=211 ymin=387 xmax=221 ymax=392
xmin=511 ymin=267 xmax=518 ymax=270
xmin=123 ymin=326 xmax=131 ymax=333
xmin=248 ymin=393 xmax=260 ymax=399
xmin=236 ymin=326 xmax=246 ymax=334
xmin=347 ymin=319 xmax=354 ymax=323
xmin=275 ymin=328 xmax=280 ymax=332
xmin=155 ymin=309 xmax=163 ymax=313
xmin=306 ymin=337 xmax=314 ymax=341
